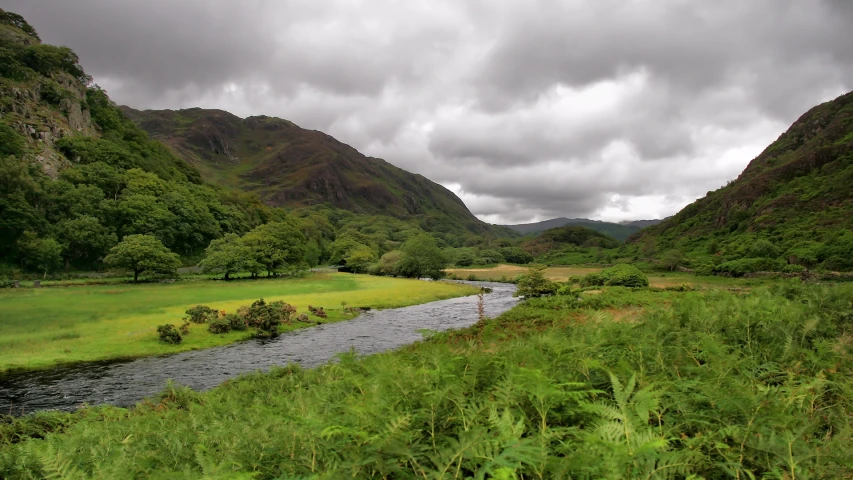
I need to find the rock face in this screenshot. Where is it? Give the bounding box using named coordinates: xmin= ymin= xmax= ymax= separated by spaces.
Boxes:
xmin=0 ymin=10 xmax=97 ymax=177
xmin=121 ymin=107 xmax=506 ymax=236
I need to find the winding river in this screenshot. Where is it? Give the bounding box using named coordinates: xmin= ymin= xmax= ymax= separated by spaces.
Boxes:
xmin=0 ymin=281 xmax=517 ymax=414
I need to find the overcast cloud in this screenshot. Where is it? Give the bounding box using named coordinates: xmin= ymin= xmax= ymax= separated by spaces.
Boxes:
xmin=6 ymin=0 xmax=853 ymax=223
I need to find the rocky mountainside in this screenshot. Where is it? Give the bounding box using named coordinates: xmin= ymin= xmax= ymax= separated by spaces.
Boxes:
xmin=121 ymin=107 xmax=507 ymax=237
xmin=631 ymin=90 xmax=853 ymax=271
xmin=0 ymin=10 xmax=98 ymax=177
xmin=504 ymin=217 xmax=647 ymax=241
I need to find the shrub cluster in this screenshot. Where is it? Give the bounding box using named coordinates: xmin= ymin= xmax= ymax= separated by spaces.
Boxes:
xmin=156 ymin=324 xmax=181 ymax=344
xmin=581 ymin=264 xmax=649 ymax=287
xmin=307 ymin=305 xmax=327 ymax=318
xmin=184 ymin=305 xmax=218 ymax=324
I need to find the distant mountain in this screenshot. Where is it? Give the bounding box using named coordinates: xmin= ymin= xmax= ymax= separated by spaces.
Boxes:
xmin=520 ymin=225 xmax=620 ymax=256
xmin=504 ymin=217 xmax=656 ymax=241
xmin=632 ymin=90 xmax=853 ymax=271
xmin=121 ymin=107 xmax=512 ymax=238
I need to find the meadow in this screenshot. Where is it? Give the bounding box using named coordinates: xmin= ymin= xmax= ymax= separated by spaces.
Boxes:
xmin=2 ymin=279 xmax=851 ymax=478
xmin=0 ymin=273 xmax=478 ymax=372
xmin=446 ymin=263 xmax=767 ymax=288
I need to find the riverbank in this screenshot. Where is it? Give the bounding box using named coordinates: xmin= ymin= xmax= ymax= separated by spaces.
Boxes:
xmin=3 ymin=281 xmax=851 ymax=478
xmin=0 ymin=273 xmax=479 ymax=373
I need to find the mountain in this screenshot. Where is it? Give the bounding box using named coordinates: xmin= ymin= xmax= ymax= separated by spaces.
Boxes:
xmin=504 ymin=217 xmax=647 ymax=241
xmin=632 ymin=90 xmax=853 ymax=271
xmin=520 ymin=225 xmax=620 ymax=256
xmin=120 ymin=107 xmax=509 ymax=238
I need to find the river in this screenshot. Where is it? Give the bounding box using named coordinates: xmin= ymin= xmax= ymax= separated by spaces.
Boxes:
xmin=0 ymin=281 xmax=517 ymax=414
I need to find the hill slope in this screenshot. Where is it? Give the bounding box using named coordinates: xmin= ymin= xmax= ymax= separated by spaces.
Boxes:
xmin=632 ymin=90 xmax=853 ymax=271
xmin=121 ymin=107 xmax=507 ymax=238
xmin=504 ymin=217 xmax=648 ymax=240
xmin=0 ymin=9 xmax=286 ymax=271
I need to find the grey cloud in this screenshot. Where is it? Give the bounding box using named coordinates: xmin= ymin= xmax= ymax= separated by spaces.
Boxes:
xmin=5 ymin=0 xmax=853 ymax=223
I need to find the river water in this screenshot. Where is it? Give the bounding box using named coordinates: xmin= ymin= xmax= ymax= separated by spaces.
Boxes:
xmin=0 ymin=281 xmax=517 ymax=414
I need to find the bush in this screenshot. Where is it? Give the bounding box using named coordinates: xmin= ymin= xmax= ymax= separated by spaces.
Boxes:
xmin=694 ymin=263 xmax=715 ymax=276
xmin=782 ymin=264 xmax=807 ymax=273
xmin=156 ymin=324 xmax=182 ymax=344
xmin=184 ymin=305 xmax=217 ymax=324
xmin=716 ymin=257 xmax=785 ymax=277
xmin=225 ymin=313 xmax=248 ymax=331
xmin=514 ymin=265 xmax=557 ymax=298
xmin=455 ymin=252 xmax=475 ymax=267
xmin=582 ymin=264 xmax=649 ymax=288
xmin=581 ymin=272 xmax=605 ymax=287
xmin=308 ymin=305 xmax=328 ymax=318
xmin=241 ymin=298 xmax=295 ymax=337
xmin=208 ymin=318 xmax=231 ymax=334
xmin=296 ymin=313 xmax=310 ymax=323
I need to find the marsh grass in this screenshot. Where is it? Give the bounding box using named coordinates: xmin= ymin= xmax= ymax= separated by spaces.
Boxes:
xmin=0 ymin=273 xmax=478 ymax=372
xmin=2 ymin=281 xmax=851 ymax=478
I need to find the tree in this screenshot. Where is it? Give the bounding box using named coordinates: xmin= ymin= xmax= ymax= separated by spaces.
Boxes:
xmin=56 ymin=215 xmax=117 ymax=269
xmin=375 ymin=250 xmax=403 ymax=276
xmin=500 ymin=247 xmax=534 ymax=264
xmin=103 ymin=234 xmax=181 ymax=282
xmin=455 ymin=251 xmax=475 ymax=267
xmin=18 ymin=232 xmax=63 ymax=278
xmin=198 ymin=233 xmax=256 ymax=280
xmin=344 ymin=244 xmax=377 ymax=274
xmin=661 ymin=249 xmax=685 ymax=271
xmin=241 ymin=221 xmax=307 ymax=276
xmin=397 ymin=234 xmax=448 ymax=280
xmin=514 ymin=264 xmax=557 ymax=298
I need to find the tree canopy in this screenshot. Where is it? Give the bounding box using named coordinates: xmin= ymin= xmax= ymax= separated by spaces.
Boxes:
xmin=103 ymin=234 xmax=181 ymax=282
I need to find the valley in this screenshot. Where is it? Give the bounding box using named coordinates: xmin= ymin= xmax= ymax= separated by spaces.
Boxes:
xmin=2 ymin=7 xmax=853 ymax=479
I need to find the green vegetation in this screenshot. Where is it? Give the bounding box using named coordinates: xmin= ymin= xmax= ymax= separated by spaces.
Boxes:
xmin=632 ymin=91 xmax=853 ymax=274
xmin=103 ymin=234 xmax=181 ymax=282
xmin=581 ymin=264 xmax=649 ymax=288
xmin=3 ymin=280 xmax=852 ymax=478
xmin=505 ymin=217 xmax=647 ymax=241
xmin=0 ymin=273 xmax=478 ymax=372
xmin=0 ymin=15 xmax=295 ymax=276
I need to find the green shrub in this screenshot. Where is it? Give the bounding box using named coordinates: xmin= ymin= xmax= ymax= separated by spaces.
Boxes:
xmin=581 ymin=272 xmax=605 ymax=287
xmin=241 ymin=299 xmax=295 ymax=337
xmin=694 ymin=263 xmax=715 ymax=276
xmin=185 ymin=305 xmax=217 ymax=324
xmin=602 ymin=264 xmax=649 ymax=287
xmin=207 ymin=318 xmax=231 ymax=334
xmin=716 ymin=257 xmax=785 ymax=276
xmin=782 ymin=263 xmax=807 ymax=273
xmin=581 ymin=264 xmax=649 ymax=287
xmin=514 ymin=265 xmax=557 ymax=298
xmin=224 ymin=313 xmax=247 ymax=331
xmin=156 ymin=324 xmax=181 ymax=344
xmin=0 ymin=124 xmax=25 ymax=157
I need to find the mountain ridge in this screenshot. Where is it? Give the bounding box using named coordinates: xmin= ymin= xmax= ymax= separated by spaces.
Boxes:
xmin=503 ymin=217 xmax=662 ymax=240
xmin=631 ymin=90 xmax=853 ymax=271
xmin=120 ymin=106 xmax=511 ymax=239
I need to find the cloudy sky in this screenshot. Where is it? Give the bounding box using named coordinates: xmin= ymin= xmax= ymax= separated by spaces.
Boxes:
xmin=7 ymin=0 xmax=853 ymax=223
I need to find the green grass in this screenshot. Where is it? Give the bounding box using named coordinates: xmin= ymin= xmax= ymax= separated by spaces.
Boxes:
xmin=446 ymin=264 xmax=766 ymax=288
xmin=2 ymin=281 xmax=851 ymax=478
xmin=0 ymin=273 xmax=478 ymax=372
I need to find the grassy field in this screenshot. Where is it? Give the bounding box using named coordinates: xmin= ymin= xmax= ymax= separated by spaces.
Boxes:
xmin=0 ymin=273 xmax=478 ymax=372
xmin=3 ymin=281 xmax=851 ymax=478
xmin=446 ymin=263 xmax=766 ymax=288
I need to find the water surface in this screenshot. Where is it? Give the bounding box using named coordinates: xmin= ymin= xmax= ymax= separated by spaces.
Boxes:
xmin=0 ymin=281 xmax=517 ymax=413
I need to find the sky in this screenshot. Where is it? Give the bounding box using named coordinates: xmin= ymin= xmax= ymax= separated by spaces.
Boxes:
xmin=6 ymin=0 xmax=853 ymax=224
